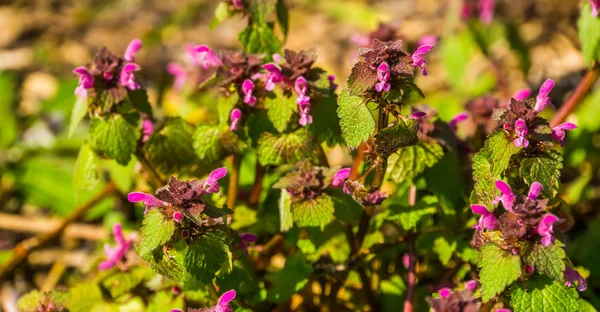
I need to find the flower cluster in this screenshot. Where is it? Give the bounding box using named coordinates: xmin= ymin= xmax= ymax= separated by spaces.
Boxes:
xmin=426 ymin=281 xmax=481 ymax=312
xmin=167 ymin=45 xmax=223 ymax=91
xmin=73 ymin=39 xmax=143 ymax=104
xmin=273 ymin=161 xmax=348 ymax=200
xmin=99 ymin=223 xmax=134 ymax=270
xmin=171 ymin=289 xmax=236 ymax=312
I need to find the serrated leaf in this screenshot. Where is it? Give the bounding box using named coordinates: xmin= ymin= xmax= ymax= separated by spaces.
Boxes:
xmin=67 ymin=283 xmax=104 ymax=312
xmin=264 ymin=89 xmax=297 ymax=133
xmin=145 ymin=117 xmax=196 ymax=175
xmin=69 ymin=96 xmax=88 ymax=137
xmin=257 ymin=128 xmax=314 ymax=166
xmin=306 ymin=69 xmax=342 ymax=146
xmin=472 ymin=150 xmax=497 ymax=206
xmin=485 ymin=130 xmax=520 ymax=176
xmin=17 ymin=290 xmax=41 ymax=312
xmin=510 ymin=276 xmax=580 ymax=312
xmin=184 ymin=230 xmax=229 ymax=283
xmin=434 ymin=236 xmax=457 ymax=266
xmin=279 ymin=189 xmax=294 ymax=232
xmin=337 ymin=89 xmax=375 ymax=148
xmin=518 ymin=151 xmax=562 ymax=199
xmin=386 ymin=196 xmax=438 ymax=230
xmin=127 ymin=89 xmax=152 ymax=114
xmin=265 ymin=252 xmax=313 ymax=302
xmin=142 ymin=242 xmax=187 ymax=284
xmin=578 ymin=2 xmax=600 ymax=67
xmin=138 ymin=210 xmax=176 ymax=258
xmin=373 ymin=117 xmax=419 ymax=155
xmin=238 ymin=24 xmax=281 ymax=58
xmin=346 ymin=62 xmax=378 ymax=95
xmin=292 ymin=194 xmax=334 ymax=229
xmin=73 ymin=142 xmax=100 ymax=197
xmin=101 ymin=269 xmax=146 ymax=298
xmin=193 ymin=124 xmax=245 ymax=162
xmin=478 ymin=244 xmax=521 ymax=302
xmin=386 ymin=140 xmax=444 ymax=184
xmin=217 ymin=94 xmax=240 ymax=125
xmin=89 ymin=114 xmax=140 ymax=165
xmin=523 ymin=242 xmax=566 ymax=282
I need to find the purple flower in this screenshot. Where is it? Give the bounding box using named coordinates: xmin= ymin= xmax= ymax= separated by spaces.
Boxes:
xmin=537 ymin=213 xmax=559 ymax=247
xmin=215 ymin=289 xmax=236 ymax=312
xmin=242 ymin=79 xmax=257 ymax=106
xmin=127 ymin=192 xmax=167 ymax=214
xmin=123 ymin=38 xmax=142 ymax=63
xmin=331 ymin=168 xmax=351 ymax=188
xmin=471 ymin=204 xmax=499 ymax=231
xmin=527 ymin=182 xmax=543 ymax=201
xmin=493 ymin=180 xmax=515 ymax=212
xmin=230 ymin=108 xmax=241 ymax=131
xmin=551 ymin=122 xmax=577 ymax=146
xmin=534 ymin=79 xmax=554 ymax=112
xmin=375 ymin=62 xmax=391 ymax=92
xmin=73 ymin=67 xmax=94 ymax=97
xmin=272 ymin=53 xmax=283 ymax=63
xmin=439 ymin=288 xmax=452 ymax=298
xmin=448 ymin=112 xmax=469 ymax=132
xmin=142 ymin=119 xmax=153 ymax=143
xmin=412 ymin=45 xmax=434 ymax=76
xmin=167 ymin=62 xmax=187 ymax=90
xmin=513 ymin=89 xmax=531 ymax=101
xmin=298 ymin=102 xmax=313 ymax=126
xmin=591 ymin=0 xmax=600 ymax=17
xmin=479 ymin=0 xmax=495 ymax=24
xmin=232 ymin=0 xmax=243 ymax=9
xmin=411 ymin=111 xmax=426 ymax=119
xmin=465 ymin=280 xmax=477 ymax=291
xmin=328 ymin=75 xmax=338 ymax=91
xmin=294 ymin=76 xmax=310 ymax=105
xmin=513 ymin=119 xmax=529 ymax=148
xmin=262 ymin=63 xmax=283 ymax=91
xmin=173 ymin=211 xmax=183 ymax=223
xmin=195 ymin=45 xmax=223 ymax=70
xmin=203 ymin=167 xmax=228 ymax=196
xmin=564 ymin=266 xmax=587 ymax=291
xmin=99 ymin=223 xmax=133 ymax=270
xmin=364 ymin=190 xmax=387 ymax=206
xmin=119 ymin=63 xmax=141 ymax=90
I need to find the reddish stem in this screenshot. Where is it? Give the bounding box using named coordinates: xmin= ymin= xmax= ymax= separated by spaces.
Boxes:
xmin=550 ymin=66 xmax=599 ymax=128
xmin=403 ymin=186 xmax=418 ymax=312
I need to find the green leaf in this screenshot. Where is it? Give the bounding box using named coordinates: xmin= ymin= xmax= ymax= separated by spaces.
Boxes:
xmin=142 ymin=241 xmax=187 ymax=284
xmin=193 ymin=124 xmax=245 ymax=163
xmin=127 ymin=89 xmax=152 ymax=114
xmin=434 ymin=236 xmax=457 ymax=266
xmin=138 ymin=210 xmax=176 ymax=258
xmin=331 ymin=189 xmax=363 ymax=223
xmin=147 ymin=291 xmax=185 ymax=312
xmin=266 ymin=252 xmax=313 ymax=302
xmin=478 ymin=244 xmax=522 ymax=302
xmin=184 ymin=230 xmax=229 ymax=283
xmin=89 ymin=114 xmax=140 ymax=165
xmin=337 ymin=89 xmax=375 ymax=149
xmin=425 ymin=151 xmax=464 ymax=213
xmin=239 ymin=24 xmax=282 ymax=58
xmin=247 ymin=110 xmax=277 ymax=147
xmin=279 ymin=189 xmax=294 ymax=232
xmin=73 ymin=142 xmax=101 ymax=197
xmin=217 ymin=93 xmax=240 ymax=125
xmin=0 ymin=72 xmax=17 ymax=147
xmin=210 ymin=2 xmax=231 ymax=29
xmin=67 ymin=283 xmax=104 ymax=312
xmin=510 ymin=276 xmax=580 ymax=312
xmin=471 ymin=150 xmax=497 ymax=206
xmin=485 ymin=130 xmax=521 ymax=176
xmin=346 ymin=62 xmax=378 ymax=95
xmin=291 ymin=193 xmax=335 ymax=229
xmin=145 ymin=117 xmax=196 ymax=175
xmin=264 ymin=89 xmax=297 ymax=133
xmin=386 ymin=140 xmax=444 ymax=184
xmin=373 ymin=117 xmax=419 ymax=156
xmin=579 ymin=299 xmax=598 ymax=312
xmin=101 ymin=268 xmax=146 ymax=298
xmin=518 ymin=151 xmax=563 ymax=199
xmin=275 ymin=0 xmax=289 ymax=38
xmin=69 ymin=96 xmax=88 ymax=137
xmin=306 ymin=68 xmax=342 ymax=146
xmin=523 ymin=242 xmax=566 ymax=282
xmin=257 ymin=128 xmax=314 ymax=166
xmin=578 ymin=2 xmax=600 ymax=67
xmin=17 ymin=290 xmax=41 ymax=312
xmin=385 ymin=196 xmax=438 ymax=231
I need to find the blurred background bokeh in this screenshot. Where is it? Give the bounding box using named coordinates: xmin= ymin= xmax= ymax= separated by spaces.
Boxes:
xmin=1 ymin=0 xmax=600 ymax=310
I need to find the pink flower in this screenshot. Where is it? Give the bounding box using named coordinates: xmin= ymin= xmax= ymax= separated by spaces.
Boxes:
xmin=332 ymin=168 xmax=351 ymax=188
xmin=195 ymin=45 xmax=223 ymax=70
xmin=525 ymin=264 xmax=534 ymax=274
xmin=123 ymin=39 xmax=142 ymax=63
xmin=272 ymin=53 xmax=283 ymax=63
xmin=537 ymin=213 xmax=559 ymax=247
xmin=375 ymin=62 xmax=391 ymax=92
xmin=298 ymin=102 xmax=313 ymax=126
xmin=294 ymin=76 xmax=310 ymax=105
xmin=471 ymin=204 xmax=499 ymax=231
xmin=73 ymin=67 xmax=94 ymax=97
xmin=564 ymin=266 xmax=587 ymax=291
xmin=242 ymin=79 xmax=257 ymax=106
xmin=232 ymin=0 xmax=244 ymax=9
xmin=591 ymin=0 xmax=600 ymax=17
xmin=402 ymin=253 xmax=410 ymax=269
xmin=412 ymin=45 xmax=434 ymax=76
xmin=411 ymin=111 xmax=426 ymax=119
xmin=99 ymin=223 xmax=134 ymax=270
xmin=350 ymin=34 xmax=371 ymax=47
xmin=551 ymin=122 xmax=577 ymax=146
xmin=173 ymin=211 xmax=183 ymax=223
xmin=328 ymin=75 xmax=338 ymax=91
xmin=496 ymin=309 xmax=511 ymax=312
xmin=465 ymin=280 xmax=477 ymax=291
xmin=439 ymin=288 xmax=452 ymax=298
xmin=513 ymin=89 xmax=531 ymax=101
xmin=418 ymin=35 xmax=438 ymax=47
xmin=448 ymin=112 xmax=469 ymax=132
xmin=230 ymin=108 xmax=241 ymax=131
xmin=127 ymin=192 xmax=167 ymax=214
xmin=364 ymin=190 xmax=387 ymax=206
xmin=534 ymin=79 xmax=554 ymax=112
xmin=215 ymin=289 xmax=236 ymax=312
xmin=493 ymin=180 xmax=515 ymax=212
xmin=262 ymin=63 xmax=283 ymax=91
xmin=479 ymin=0 xmax=495 ymax=24
xmin=142 ymin=119 xmax=153 ymax=143
xmin=203 ymin=167 xmax=228 ymax=195
xmin=167 ymin=62 xmax=188 ymax=90
xmin=119 ymin=63 xmax=141 ymax=90
xmin=527 ymin=182 xmax=543 ymax=201
xmin=513 ymin=119 xmax=529 ymax=148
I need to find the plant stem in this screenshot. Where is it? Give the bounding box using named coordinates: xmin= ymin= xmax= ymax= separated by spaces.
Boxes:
xmin=134 ymin=149 xmax=165 ymax=188
xmin=0 ymin=182 xmax=117 ymax=280
xmin=248 ymin=161 xmax=265 ymax=207
xmin=403 ymin=186 xmax=418 ymax=312
xmin=227 ymin=154 xmax=242 ymax=210
xmin=349 ymin=143 xmax=366 ymax=180
xmin=550 ymin=66 xmax=600 ymax=128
